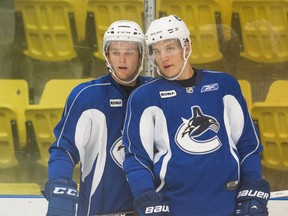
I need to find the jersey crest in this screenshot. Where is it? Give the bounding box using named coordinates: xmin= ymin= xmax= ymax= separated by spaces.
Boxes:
xmin=174 ymin=106 xmax=222 ymax=154
xmin=110 ymin=137 xmax=125 ymax=168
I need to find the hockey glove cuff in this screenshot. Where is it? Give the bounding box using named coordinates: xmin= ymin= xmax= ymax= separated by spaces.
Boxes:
xmin=235 ymin=178 xmax=270 ymax=216
xmin=43 ymin=179 xmax=78 ymax=216
xmin=133 ymin=190 xmax=170 ymax=216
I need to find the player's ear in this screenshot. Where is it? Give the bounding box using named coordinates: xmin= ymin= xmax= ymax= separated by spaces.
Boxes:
xmin=184 ymin=39 xmax=191 ymax=58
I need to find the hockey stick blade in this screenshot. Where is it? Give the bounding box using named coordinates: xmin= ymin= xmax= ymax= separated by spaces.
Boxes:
xmin=270 ymin=190 xmax=288 ymax=199
xmin=92 ymin=211 xmax=136 ymax=216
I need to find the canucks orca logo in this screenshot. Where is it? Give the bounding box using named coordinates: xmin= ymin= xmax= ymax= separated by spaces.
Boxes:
xmin=110 ymin=137 xmax=125 ymax=168
xmin=175 ymin=106 xmax=221 ymax=154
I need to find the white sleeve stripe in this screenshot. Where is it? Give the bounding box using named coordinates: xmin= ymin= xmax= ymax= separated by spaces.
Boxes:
xmin=240 ymin=113 xmax=260 ymax=165
xmin=125 ymin=101 xmax=154 ymax=179
xmin=56 ymin=82 xmax=111 ymax=148
xmin=223 ymin=94 xmax=260 ymax=167
xmin=223 ymin=95 xmax=241 ymax=180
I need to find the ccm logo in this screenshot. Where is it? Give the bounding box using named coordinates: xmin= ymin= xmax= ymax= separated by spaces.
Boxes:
xmin=237 ymin=190 xmax=269 ymax=200
xmin=145 ymin=205 xmax=169 ymax=214
xmin=53 ymin=187 xmax=78 ymax=196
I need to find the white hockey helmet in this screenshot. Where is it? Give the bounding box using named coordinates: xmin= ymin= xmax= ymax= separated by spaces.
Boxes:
xmin=103 ymin=20 xmax=144 ymax=54
xmin=102 ymin=20 xmax=145 ymax=84
xmin=145 ymin=15 xmax=191 ymax=51
xmin=145 ymin=15 xmax=192 ymax=80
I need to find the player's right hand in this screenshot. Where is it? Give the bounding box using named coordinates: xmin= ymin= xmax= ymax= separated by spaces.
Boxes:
xmin=235 ymin=178 xmax=270 ymax=216
xmin=133 ymin=190 xmax=170 ymax=216
xmin=43 ymin=179 xmax=78 ymax=216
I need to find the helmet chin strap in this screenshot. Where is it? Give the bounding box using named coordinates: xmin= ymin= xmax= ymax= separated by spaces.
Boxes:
xmin=104 ymin=54 xmax=144 ymax=85
xmin=156 ymin=47 xmax=192 ymax=81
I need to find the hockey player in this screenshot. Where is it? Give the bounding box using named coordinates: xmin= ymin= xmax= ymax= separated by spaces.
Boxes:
xmin=123 ymin=15 xmax=270 ymax=216
xmin=43 ymin=20 xmax=150 ymax=216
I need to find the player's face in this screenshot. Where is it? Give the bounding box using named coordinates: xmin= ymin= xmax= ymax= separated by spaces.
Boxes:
xmin=150 ymin=39 xmax=185 ymax=79
xmin=106 ymin=41 xmax=141 ymax=85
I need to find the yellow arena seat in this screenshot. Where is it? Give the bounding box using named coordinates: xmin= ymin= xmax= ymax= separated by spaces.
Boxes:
xmin=158 ymin=0 xmax=223 ymax=64
xmin=0 ymin=79 xmax=29 ymax=151
xmin=25 ymin=107 xmax=63 ymax=167
xmin=252 ymin=80 xmax=288 ymax=171
xmin=73 ymin=0 xmax=88 ymax=41
xmin=86 ymin=0 xmax=144 ymax=60
xmin=217 ymin=0 xmax=233 ymax=26
xmin=39 ymin=78 xmax=91 ymax=106
xmin=14 ymin=0 xmax=80 ymax=61
xmin=231 ymin=0 xmax=288 ymax=63
xmin=25 ymin=79 xmax=92 ymax=167
xmin=0 ymin=107 xmax=19 ymax=169
xmin=238 ymin=79 xmax=252 ymax=113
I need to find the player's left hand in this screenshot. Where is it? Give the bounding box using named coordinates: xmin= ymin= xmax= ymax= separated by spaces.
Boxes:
xmin=134 ymin=190 xmax=170 ymax=216
xmin=43 ymin=179 xmax=78 ymax=216
xmin=235 ymin=178 xmax=270 ymax=216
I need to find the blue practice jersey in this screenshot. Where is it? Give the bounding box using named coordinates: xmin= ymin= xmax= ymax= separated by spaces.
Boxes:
xmin=48 ymin=74 xmax=150 ymax=216
xmin=123 ymin=69 xmax=263 ymax=216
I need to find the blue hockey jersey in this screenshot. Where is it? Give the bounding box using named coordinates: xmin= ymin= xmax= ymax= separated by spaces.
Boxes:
xmin=48 ymin=74 xmax=150 ymax=216
xmin=123 ymin=69 xmax=263 ymax=216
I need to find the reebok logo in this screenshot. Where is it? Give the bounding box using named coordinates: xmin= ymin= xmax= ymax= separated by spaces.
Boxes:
xmin=110 ymin=99 xmax=123 ymax=107
xmin=159 ymin=90 xmax=177 ymax=98
xmin=145 ymin=205 xmax=169 ymax=214
xmin=201 ymin=83 xmax=219 ymax=92
xmin=237 ymin=189 xmax=269 ymax=200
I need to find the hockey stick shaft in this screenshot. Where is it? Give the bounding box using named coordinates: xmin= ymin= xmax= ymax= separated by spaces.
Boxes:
xmin=92 ymin=211 xmax=136 ymax=216
xmin=91 ymin=191 xmax=288 ymax=215
xmin=270 ymin=190 xmax=288 ymax=199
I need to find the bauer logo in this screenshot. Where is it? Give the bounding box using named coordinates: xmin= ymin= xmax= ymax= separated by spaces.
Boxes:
xmin=110 ymin=99 xmax=123 ymax=107
xmin=145 ymin=205 xmax=169 ymax=214
xmin=237 ymin=189 xmax=270 ymax=200
xmin=159 ymin=90 xmax=177 ymax=98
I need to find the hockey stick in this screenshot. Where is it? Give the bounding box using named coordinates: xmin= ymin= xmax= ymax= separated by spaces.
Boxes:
xmin=91 ymin=191 xmax=288 ymax=216
xmin=270 ymin=190 xmax=288 ymax=199
xmin=91 ymin=191 xmax=288 ymax=215
xmin=92 ymin=211 xmax=136 ymax=216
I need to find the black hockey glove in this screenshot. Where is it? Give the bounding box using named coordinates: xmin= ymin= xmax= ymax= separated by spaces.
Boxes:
xmin=134 ymin=190 xmax=170 ymax=216
xmin=43 ymin=179 xmax=78 ymax=216
xmin=235 ymin=178 xmax=270 ymax=216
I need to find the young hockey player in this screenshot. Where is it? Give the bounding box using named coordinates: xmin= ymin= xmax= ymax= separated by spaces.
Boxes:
xmin=123 ymin=15 xmax=270 ymax=216
xmin=44 ymin=20 xmax=150 ymax=216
